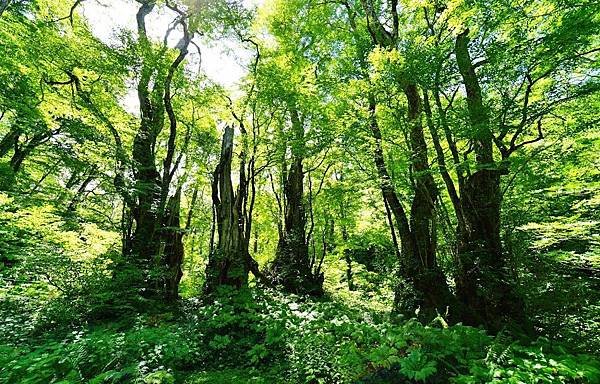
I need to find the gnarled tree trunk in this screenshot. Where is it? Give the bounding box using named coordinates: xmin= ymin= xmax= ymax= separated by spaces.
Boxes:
xmin=270 ymin=108 xmax=323 ymax=295
xmin=368 ymin=90 xmax=455 ymax=319
xmin=162 ymin=187 xmax=184 ymax=301
xmin=454 ymin=29 xmax=527 ymax=331
xmin=399 ymin=84 xmax=456 ymax=318
xmin=354 ymin=0 xmax=456 ymax=320
xmin=203 ymin=126 xmax=250 ymax=294
xmin=120 ymin=1 xmax=192 ymax=299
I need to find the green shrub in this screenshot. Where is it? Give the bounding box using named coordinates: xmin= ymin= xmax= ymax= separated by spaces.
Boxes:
xmin=1 ymin=289 xmax=599 ymax=384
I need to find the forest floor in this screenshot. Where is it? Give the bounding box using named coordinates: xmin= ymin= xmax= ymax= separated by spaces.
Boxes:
xmin=1 ymin=286 xmax=600 ymax=383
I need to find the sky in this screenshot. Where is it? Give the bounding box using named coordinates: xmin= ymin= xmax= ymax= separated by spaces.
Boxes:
xmin=80 ymin=0 xmax=261 ymax=111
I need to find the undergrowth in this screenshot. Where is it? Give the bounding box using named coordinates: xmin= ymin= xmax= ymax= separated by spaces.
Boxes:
xmin=1 ymin=288 xmax=599 ymax=384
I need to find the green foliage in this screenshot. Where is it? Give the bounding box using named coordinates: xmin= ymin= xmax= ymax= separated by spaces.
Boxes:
xmin=1 ymin=0 xmax=600 ymax=383
xmin=3 ymin=289 xmax=598 ymax=383
xmin=0 ymin=162 xmax=15 ymax=191
xmin=502 ymin=130 xmax=600 ymax=353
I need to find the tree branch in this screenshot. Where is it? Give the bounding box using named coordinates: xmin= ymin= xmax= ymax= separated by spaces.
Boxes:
xmin=50 ymin=0 xmax=85 ymax=25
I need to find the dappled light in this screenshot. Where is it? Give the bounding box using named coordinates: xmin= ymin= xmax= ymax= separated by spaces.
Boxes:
xmin=1 ymin=0 xmax=599 ymax=383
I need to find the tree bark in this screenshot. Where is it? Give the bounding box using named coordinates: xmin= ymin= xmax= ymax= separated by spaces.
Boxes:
xmin=270 ymin=108 xmax=323 ymax=295
xmin=203 ymin=126 xmax=250 ymax=294
xmin=0 ymin=128 xmax=19 ymax=158
xmin=124 ymin=0 xmax=163 ymax=284
xmin=1 ymin=124 xmax=56 ymax=174
xmin=122 ymin=1 xmax=192 ymax=299
xmin=454 ymin=29 xmax=528 ymax=331
xmin=402 ymin=84 xmax=455 ymax=317
xmin=0 ymin=0 xmax=12 ymax=17
xmin=368 ymin=92 xmax=454 ymax=318
xmin=423 ymin=90 xmax=464 ymax=231
xmin=162 ymin=187 xmax=184 ymax=301
xmin=355 ymin=0 xmax=455 ymax=319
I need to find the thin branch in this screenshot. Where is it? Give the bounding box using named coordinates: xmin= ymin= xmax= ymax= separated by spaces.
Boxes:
xmin=508 ymin=118 xmax=544 ymax=156
xmin=49 ymin=0 xmax=85 ymax=25
xmin=304 ymin=146 xmax=331 ymax=174
xmin=190 ymin=40 xmax=203 ymax=75
xmin=314 ymin=162 xmax=333 ymax=197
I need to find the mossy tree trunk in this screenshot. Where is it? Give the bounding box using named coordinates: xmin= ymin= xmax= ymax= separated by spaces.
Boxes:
xmin=162 ymin=187 xmax=184 ymax=301
xmin=270 ymin=108 xmax=323 ymax=295
xmin=357 ymin=0 xmax=457 ymax=320
xmin=203 ymin=126 xmax=250 ymax=294
xmin=454 ymin=29 xmax=528 ymax=331
xmin=122 ymin=1 xmax=192 ymax=299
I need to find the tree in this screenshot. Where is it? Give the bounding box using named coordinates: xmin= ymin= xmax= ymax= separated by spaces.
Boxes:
xmin=417 ymin=0 xmax=600 ymax=331
xmin=340 ymin=0 xmax=456 ymax=317
xmin=203 ymin=126 xmax=252 ymax=293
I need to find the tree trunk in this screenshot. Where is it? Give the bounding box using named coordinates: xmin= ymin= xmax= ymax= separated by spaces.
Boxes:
xmin=0 ymin=128 xmax=19 ymax=157
xmin=270 ymin=108 xmax=323 ymax=295
xmin=67 ymin=174 xmax=95 ymax=212
xmin=10 ymin=147 xmax=26 ymax=173
xmin=121 ymin=1 xmax=192 ymax=299
xmin=271 ymin=156 xmax=323 ymax=294
xmin=354 ymin=0 xmax=456 ymax=319
xmin=123 ymin=1 xmax=163 ymax=285
xmin=162 ymin=187 xmax=184 ymax=301
xmin=340 ymin=223 xmax=354 ymax=291
xmin=423 ymin=90 xmax=464 ymax=231
xmin=406 ymin=84 xmax=455 ymax=316
xmin=129 ymin=121 xmax=162 ymax=272
xmin=203 ymin=126 xmax=250 ymax=294
xmin=8 ymin=130 xmax=50 ymax=174
xmin=0 ymin=0 xmax=12 ymax=17
xmin=366 ymin=89 xmax=455 ymax=318
xmin=454 ymin=29 xmax=527 ymax=331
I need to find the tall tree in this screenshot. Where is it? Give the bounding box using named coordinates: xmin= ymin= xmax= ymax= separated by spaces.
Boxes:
xmin=115 ymin=0 xmax=195 ymax=299
xmin=410 ymin=0 xmax=600 ymax=330
xmin=270 ymin=106 xmax=324 ymax=295
xmin=203 ymin=126 xmax=251 ymax=293
xmin=354 ymin=0 xmax=456 ymax=317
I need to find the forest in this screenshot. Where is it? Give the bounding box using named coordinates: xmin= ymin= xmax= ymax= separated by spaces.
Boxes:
xmin=0 ymin=0 xmax=599 ymax=382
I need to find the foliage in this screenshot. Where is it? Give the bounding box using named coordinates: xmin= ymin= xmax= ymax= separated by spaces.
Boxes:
xmin=2 ymin=289 xmax=599 ymax=383
xmin=1 ymin=0 xmax=599 ymax=383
